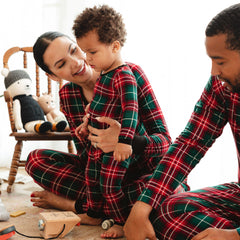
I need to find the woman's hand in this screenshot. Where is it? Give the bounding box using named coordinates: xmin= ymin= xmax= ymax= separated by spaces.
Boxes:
xmin=87 ymin=117 xmax=121 ymax=153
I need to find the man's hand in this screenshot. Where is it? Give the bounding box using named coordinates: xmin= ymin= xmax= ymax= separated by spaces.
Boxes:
xmin=88 ymin=117 xmax=120 ymax=153
xmin=123 ymin=201 xmax=157 ymax=240
xmin=192 ymin=228 xmax=240 ymax=240
xmin=114 ymin=143 xmax=132 ymax=161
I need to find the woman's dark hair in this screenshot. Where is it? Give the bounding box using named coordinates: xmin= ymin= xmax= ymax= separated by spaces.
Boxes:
xmin=206 ymin=3 xmax=240 ymax=51
xmin=33 ymin=31 xmax=68 ymax=74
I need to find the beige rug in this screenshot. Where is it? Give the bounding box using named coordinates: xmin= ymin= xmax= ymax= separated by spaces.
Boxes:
xmin=0 ymin=168 xmax=126 ymax=240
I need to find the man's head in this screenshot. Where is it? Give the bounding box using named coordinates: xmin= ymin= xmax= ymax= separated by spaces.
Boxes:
xmin=205 ymin=4 xmax=240 ymax=93
xmin=206 ymin=3 xmax=240 ymax=51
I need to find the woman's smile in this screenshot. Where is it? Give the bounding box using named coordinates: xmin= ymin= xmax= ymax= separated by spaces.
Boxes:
xmin=74 ymin=62 xmax=86 ymax=76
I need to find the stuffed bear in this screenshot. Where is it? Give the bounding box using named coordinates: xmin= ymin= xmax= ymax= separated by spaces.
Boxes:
xmin=2 ymin=69 xmax=52 ymax=133
xmin=38 ymin=93 xmax=69 ymax=132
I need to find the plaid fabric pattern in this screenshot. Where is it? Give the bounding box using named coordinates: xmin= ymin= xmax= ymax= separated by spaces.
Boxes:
xmin=128 ymin=62 xmax=172 ymax=157
xmin=151 ymin=183 xmax=240 ymax=239
xmin=59 ymin=82 xmax=90 ymax=160
xmin=137 ymin=75 xmax=240 ymax=236
xmin=89 ymin=65 xmax=138 ymax=145
xmin=60 ymin=62 xmax=171 ymax=160
xmin=139 ymin=76 xmax=239 ymax=208
xmin=26 ymin=148 xmax=152 ymax=214
xmin=25 ymin=63 xmax=173 ymax=222
xmin=26 ymin=149 xmax=87 ymax=202
xmin=85 ymin=64 xmax=173 ymax=224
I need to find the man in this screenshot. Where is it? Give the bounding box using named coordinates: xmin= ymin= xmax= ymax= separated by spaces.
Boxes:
xmin=124 ymin=3 xmax=240 ymax=240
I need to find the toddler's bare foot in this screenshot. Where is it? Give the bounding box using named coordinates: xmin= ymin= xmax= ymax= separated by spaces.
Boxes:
xmin=78 ymin=213 xmax=102 ymax=225
xmin=101 ymin=224 xmax=124 ymax=238
xmin=30 ymin=190 xmax=75 ymax=212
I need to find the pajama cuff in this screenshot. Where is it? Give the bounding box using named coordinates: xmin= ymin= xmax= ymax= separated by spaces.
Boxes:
xmin=74 ymin=198 xmax=83 ymax=214
xmin=132 ymin=135 xmax=147 ymax=154
xmin=114 ymin=222 xmax=124 ymax=226
xmin=236 ymin=227 xmax=240 ymax=235
xmin=87 ymin=208 xmax=104 ymax=219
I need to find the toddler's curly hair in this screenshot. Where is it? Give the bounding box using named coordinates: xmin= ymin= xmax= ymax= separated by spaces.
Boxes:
xmin=73 ymin=5 xmax=126 ymax=46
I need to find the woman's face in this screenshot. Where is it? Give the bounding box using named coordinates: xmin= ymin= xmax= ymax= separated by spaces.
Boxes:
xmin=43 ymin=36 xmax=96 ymax=86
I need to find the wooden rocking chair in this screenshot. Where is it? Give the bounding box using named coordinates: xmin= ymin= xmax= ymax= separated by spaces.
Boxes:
xmin=3 ymin=47 xmax=74 ymax=193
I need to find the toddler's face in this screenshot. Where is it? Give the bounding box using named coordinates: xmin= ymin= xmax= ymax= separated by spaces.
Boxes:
xmin=77 ymin=30 xmax=116 ymax=73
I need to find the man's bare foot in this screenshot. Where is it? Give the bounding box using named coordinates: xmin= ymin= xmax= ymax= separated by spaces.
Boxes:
xmin=30 ymin=190 xmax=75 ymax=212
xmin=101 ymin=224 xmax=124 ymax=239
xmin=78 ymin=213 xmax=102 ymax=225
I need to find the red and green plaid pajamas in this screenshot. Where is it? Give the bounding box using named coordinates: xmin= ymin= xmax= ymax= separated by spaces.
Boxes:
xmin=139 ymin=76 xmax=240 ymax=239
xmin=86 ymin=64 xmax=173 ymax=224
xmin=26 ymin=148 xmax=153 ymax=214
xmin=151 ymin=183 xmax=240 ymax=239
xmin=26 ymin=63 xmax=175 ymax=222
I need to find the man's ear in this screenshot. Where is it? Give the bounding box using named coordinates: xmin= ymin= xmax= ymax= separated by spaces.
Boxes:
xmin=112 ymin=41 xmax=121 ymax=53
xmin=46 ymin=73 xmax=61 ymax=82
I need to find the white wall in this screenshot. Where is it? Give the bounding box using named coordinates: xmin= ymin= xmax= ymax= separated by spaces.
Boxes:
xmin=0 ymin=0 xmax=239 ymax=191
xmin=0 ymin=0 xmax=44 ymax=169
xmin=0 ymin=0 xmax=69 ymax=169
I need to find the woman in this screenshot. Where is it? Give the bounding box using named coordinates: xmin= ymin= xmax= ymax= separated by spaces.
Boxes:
xmin=26 ymin=31 xmax=184 ymax=238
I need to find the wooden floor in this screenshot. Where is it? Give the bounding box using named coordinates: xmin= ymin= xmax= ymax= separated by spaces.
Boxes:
xmin=0 ymin=168 xmax=126 ymax=240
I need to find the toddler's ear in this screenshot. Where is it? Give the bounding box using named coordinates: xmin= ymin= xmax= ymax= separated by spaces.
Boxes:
xmin=112 ymin=40 xmax=121 ymax=53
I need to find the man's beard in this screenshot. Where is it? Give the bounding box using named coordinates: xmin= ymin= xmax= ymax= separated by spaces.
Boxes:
xmin=222 ymin=72 xmax=240 ymax=93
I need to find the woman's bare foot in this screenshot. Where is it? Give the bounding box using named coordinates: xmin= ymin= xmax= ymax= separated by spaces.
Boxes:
xmin=30 ymin=190 xmax=75 ymax=212
xmin=101 ymin=224 xmax=124 ymax=239
xmin=78 ymin=213 xmax=102 ymax=225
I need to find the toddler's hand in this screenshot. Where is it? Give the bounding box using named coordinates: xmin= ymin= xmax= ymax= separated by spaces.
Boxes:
xmin=75 ymin=113 xmax=89 ymax=139
xmin=75 ymin=104 xmax=90 ymax=139
xmin=113 ymin=143 xmax=132 ymax=162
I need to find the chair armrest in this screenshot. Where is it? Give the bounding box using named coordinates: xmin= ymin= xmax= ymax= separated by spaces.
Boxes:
xmin=4 ymin=90 xmax=11 ymax=102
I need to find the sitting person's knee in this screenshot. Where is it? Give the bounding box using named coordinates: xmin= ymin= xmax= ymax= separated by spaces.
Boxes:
xmin=160 ymin=192 xmax=205 ymax=218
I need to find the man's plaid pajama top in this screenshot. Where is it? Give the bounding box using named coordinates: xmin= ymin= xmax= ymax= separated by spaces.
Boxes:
xmin=139 ymin=75 xmax=240 ymax=210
